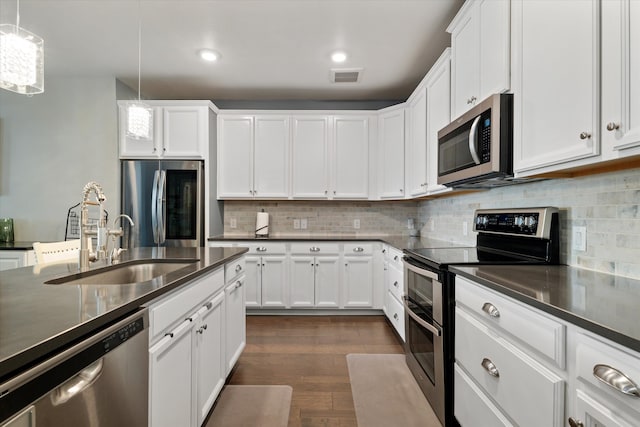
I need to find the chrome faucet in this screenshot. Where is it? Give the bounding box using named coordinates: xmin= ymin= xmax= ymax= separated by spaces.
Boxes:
xmin=79 ymin=181 xmax=107 ymax=269
xmin=108 ymin=214 xmax=135 ymax=264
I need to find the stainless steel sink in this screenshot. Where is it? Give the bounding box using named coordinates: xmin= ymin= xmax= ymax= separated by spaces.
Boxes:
xmin=45 ymin=259 xmax=199 ymax=285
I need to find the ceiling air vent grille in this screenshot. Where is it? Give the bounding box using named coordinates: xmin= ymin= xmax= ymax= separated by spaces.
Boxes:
xmin=330 ymin=68 xmax=363 ymax=83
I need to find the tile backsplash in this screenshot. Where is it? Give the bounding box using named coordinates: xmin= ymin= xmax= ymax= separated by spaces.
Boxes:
xmin=223 ymin=167 xmax=640 ymax=279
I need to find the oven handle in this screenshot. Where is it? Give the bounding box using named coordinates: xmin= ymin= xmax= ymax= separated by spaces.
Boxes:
xmin=403 ymin=297 xmax=442 ymax=337
xmin=403 ymin=258 xmax=440 ymax=281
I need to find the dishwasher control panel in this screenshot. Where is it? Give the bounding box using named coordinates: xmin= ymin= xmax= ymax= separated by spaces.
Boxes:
xmin=102 ymin=317 xmax=145 ymax=353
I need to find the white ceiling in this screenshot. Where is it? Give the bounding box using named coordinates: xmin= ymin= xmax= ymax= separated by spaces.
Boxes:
xmin=0 ymin=0 xmax=464 ymax=101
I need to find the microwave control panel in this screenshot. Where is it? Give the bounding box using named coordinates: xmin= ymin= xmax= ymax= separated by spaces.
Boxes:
xmin=479 ymin=111 xmax=492 ymax=163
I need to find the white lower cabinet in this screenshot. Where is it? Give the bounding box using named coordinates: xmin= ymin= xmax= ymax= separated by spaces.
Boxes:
xmin=382 ymin=245 xmax=405 ymax=340
xmin=343 ymin=243 xmax=375 ymax=308
xmin=246 ymin=255 xmax=287 ymax=307
xmin=0 ymin=250 xmax=35 ymax=271
xmin=289 ymin=254 xmax=340 ymax=308
xmin=225 ymin=275 xmax=246 ymax=375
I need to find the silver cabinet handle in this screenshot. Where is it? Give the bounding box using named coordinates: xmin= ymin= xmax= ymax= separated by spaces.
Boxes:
xmin=606 ymin=122 xmax=620 ymax=131
xmin=393 ymin=281 xmax=399 ymax=288
xmin=256 ymin=246 xmax=267 ymax=252
xmin=204 ymin=301 xmax=213 ymax=310
xmin=310 ymin=246 xmax=320 ymax=252
xmin=579 ymin=132 xmax=592 ymax=140
xmin=568 ymin=417 xmax=584 ymax=427
xmin=235 ymin=264 xmax=242 ymax=272
xmin=393 ymin=313 xmax=399 ymax=320
xmin=394 ymin=255 xmax=399 ymax=261
xmin=482 ymin=302 xmax=500 ymax=318
xmin=481 ymin=358 xmax=500 ymax=377
xmin=51 ymin=358 xmax=104 ymax=405
xmin=236 ymin=280 xmax=243 ymax=289
xmin=593 ymin=364 xmax=640 ymax=398
xmin=353 ymin=247 xmax=364 ymax=253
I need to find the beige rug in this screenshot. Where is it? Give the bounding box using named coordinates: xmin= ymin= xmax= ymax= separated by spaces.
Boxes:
xmin=347 ymin=354 xmax=442 ymax=427
xmin=205 ymin=385 xmax=292 ymax=427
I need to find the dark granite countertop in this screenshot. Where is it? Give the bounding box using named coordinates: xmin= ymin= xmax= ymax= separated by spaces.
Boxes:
xmin=209 ymin=234 xmax=466 ymax=251
xmin=451 ymin=265 xmax=640 ymax=353
xmin=0 ymin=242 xmax=36 ymax=251
xmin=0 ymin=246 xmax=247 ymax=382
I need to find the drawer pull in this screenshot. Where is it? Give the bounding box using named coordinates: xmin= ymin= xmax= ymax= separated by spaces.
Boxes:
xmin=353 ymin=247 xmax=364 ymax=253
xmin=482 ymin=302 xmax=500 ymax=318
xmin=204 ymin=302 xmax=213 ymax=310
xmin=310 ymin=247 xmax=320 ymax=252
xmin=393 ymin=281 xmax=399 ymax=288
xmin=235 ymin=264 xmax=242 ymax=272
xmin=568 ymin=417 xmax=584 ymax=427
xmin=592 ymin=364 xmax=640 ymax=398
xmin=393 ymin=255 xmax=399 ymax=261
xmin=393 ymin=313 xmax=399 ymax=320
xmin=481 ymin=358 xmax=500 ymax=378
xmin=236 ymin=280 xmax=243 ymax=289
xmin=256 ymin=247 xmax=267 ymax=252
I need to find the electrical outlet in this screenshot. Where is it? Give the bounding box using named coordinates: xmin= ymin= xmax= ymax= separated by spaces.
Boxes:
xmin=573 ymin=226 xmax=587 ymax=251
xmin=230 ymin=218 xmax=237 ymax=229
xmin=354 ymin=219 xmax=360 ymax=229
xmin=462 ymin=221 xmax=468 ymax=236
xmin=301 ymin=218 xmax=307 ymax=229
xmin=293 ymin=219 xmax=300 ymax=229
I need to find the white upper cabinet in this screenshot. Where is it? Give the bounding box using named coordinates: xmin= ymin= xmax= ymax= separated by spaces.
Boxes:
xmin=291 ymin=116 xmax=330 ymax=198
xmin=448 ymin=0 xmax=510 ymax=119
xmin=119 ymin=101 xmax=210 ymax=159
xmin=406 ymin=87 xmax=427 ymax=197
xmin=512 ymin=0 xmax=599 ymax=176
xmin=217 ymin=114 xmax=290 ymax=199
xmin=378 ymin=107 xmax=406 ymax=199
xmin=332 ymin=116 xmax=370 ymax=199
xmin=601 ymin=0 xmax=640 ymax=159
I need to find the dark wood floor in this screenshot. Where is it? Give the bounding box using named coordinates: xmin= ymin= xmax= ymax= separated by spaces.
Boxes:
xmin=227 ymin=315 xmax=404 ymax=427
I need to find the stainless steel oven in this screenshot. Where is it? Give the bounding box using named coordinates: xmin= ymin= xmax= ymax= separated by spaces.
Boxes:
xmin=403 ymin=258 xmax=446 ymax=425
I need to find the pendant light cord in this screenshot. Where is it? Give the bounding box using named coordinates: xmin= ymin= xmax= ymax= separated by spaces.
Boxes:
xmin=137 ymin=0 xmax=142 ymax=101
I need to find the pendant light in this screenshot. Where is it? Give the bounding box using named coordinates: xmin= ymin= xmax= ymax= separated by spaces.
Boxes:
xmin=0 ymin=0 xmax=44 ymax=95
xmin=126 ymin=0 xmax=153 ymax=141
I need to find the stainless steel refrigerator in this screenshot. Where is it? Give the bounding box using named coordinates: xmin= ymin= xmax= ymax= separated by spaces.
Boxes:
xmin=121 ymin=159 xmax=206 ymax=248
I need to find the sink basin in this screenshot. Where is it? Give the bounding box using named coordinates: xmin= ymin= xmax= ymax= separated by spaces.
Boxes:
xmin=45 ymin=259 xmax=199 ymax=285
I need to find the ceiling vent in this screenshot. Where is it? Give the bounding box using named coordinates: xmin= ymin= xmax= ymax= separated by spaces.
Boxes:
xmin=330 ymin=68 xmax=363 ymax=83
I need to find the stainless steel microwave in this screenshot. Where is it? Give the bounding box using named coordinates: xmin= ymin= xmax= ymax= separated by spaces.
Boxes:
xmin=437 ymin=93 xmax=513 ymax=187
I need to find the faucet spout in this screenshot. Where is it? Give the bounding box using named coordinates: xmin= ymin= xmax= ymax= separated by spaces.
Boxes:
xmin=108 ymin=214 xmax=135 ymax=264
xmin=79 ymin=181 xmax=107 ymax=269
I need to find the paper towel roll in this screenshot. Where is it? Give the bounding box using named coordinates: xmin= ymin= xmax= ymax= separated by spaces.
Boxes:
xmin=255 ymin=212 xmax=269 ymax=237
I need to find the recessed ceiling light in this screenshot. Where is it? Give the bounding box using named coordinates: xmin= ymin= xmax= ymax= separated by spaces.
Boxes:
xmin=199 ymin=49 xmax=220 ymax=62
xmin=331 ymin=51 xmax=347 ymax=63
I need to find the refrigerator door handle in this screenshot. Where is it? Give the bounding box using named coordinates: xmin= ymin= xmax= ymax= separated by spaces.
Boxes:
xmin=151 ymin=170 xmax=160 ymax=244
xmin=158 ymin=170 xmax=167 ymax=244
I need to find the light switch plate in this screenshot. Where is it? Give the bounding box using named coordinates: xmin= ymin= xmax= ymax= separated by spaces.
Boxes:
xmin=293 ymin=219 xmax=300 ymax=229
xmin=572 ymin=226 xmax=587 ymax=251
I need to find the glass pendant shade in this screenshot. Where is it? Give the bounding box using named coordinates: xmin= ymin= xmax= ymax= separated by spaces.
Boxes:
xmin=126 ymin=103 xmax=154 ymax=140
xmin=0 ymin=24 xmax=44 ymax=95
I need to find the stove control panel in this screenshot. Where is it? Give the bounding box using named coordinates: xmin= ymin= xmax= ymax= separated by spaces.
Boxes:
xmin=473 ymin=207 xmax=558 ymax=239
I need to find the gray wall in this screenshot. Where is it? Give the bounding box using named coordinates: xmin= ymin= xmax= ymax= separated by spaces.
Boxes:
xmin=0 ymin=77 xmax=120 ymax=241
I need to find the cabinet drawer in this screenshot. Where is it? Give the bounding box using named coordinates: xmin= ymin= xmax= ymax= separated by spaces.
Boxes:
xmin=149 ymin=268 xmax=224 ymax=341
xmin=387 ymin=246 xmax=404 ymax=269
xmin=344 ymin=243 xmax=373 ymax=255
xmin=387 ymin=264 xmax=403 ymax=301
xmin=454 ymin=363 xmax=514 ymax=427
xmin=247 ymin=242 xmax=287 ymax=255
xmin=290 ymin=242 xmax=339 ymax=254
xmin=224 ymin=256 xmax=246 ymax=283
xmin=576 ymin=333 xmax=640 ymax=414
xmin=455 ymin=308 xmax=565 ymax=427
xmin=455 ymin=276 xmax=565 ymax=368
xmin=385 ymin=290 xmax=405 ymax=341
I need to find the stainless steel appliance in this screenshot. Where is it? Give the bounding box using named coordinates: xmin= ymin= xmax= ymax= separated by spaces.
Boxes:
xmin=437 ymin=93 xmax=513 ymax=188
xmin=0 ymin=309 xmax=149 ymax=427
xmin=122 ymin=159 xmax=206 ymax=248
xmin=403 ymin=207 xmax=560 ymax=426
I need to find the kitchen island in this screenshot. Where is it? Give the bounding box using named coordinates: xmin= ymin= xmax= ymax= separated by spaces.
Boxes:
xmin=0 ymin=246 xmax=247 ymax=383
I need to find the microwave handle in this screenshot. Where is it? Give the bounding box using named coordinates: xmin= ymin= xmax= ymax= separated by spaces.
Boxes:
xmin=468 ymin=115 xmax=482 ymax=165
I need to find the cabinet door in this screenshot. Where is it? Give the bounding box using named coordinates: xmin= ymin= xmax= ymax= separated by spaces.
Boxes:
xmin=315 ymin=256 xmax=341 ymax=308
xmin=332 ymin=116 xmax=370 ymax=199
xmin=218 ymin=116 xmax=254 ymax=198
xmin=162 ymin=106 xmax=207 ymax=158
xmin=407 ymin=88 xmax=428 ymax=197
xmin=450 ymin=1 xmax=480 ymax=119
xmin=149 ymin=318 xmax=195 ymax=427
xmin=225 ymin=277 xmax=246 ymax=374
xmin=426 ymin=51 xmax=451 ymax=193
xmin=478 ymin=0 xmax=510 ymax=102
xmin=119 ymin=104 xmax=160 ymax=158
xmin=601 ymin=0 xmax=640 ymax=156
xmin=512 ymin=0 xmax=599 ymax=174
xmin=195 ymin=292 xmax=225 ymax=426
xmin=573 ymin=388 xmax=636 ymax=427
xmin=244 ymin=255 xmax=261 ymax=307
xmin=291 ymin=116 xmax=330 ymax=198
xmin=254 ymin=116 xmax=290 ymax=198
xmin=290 ymin=256 xmax=316 ymax=307
xmin=261 ymin=256 xmax=288 ymax=307
xmin=379 ymin=109 xmax=406 ymax=199
xmin=343 ymin=256 xmax=374 ymax=308
xmin=0 ymin=251 xmax=28 ymax=271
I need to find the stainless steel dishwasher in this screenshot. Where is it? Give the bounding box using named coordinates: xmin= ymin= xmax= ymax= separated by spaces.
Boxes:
xmin=0 ymin=309 xmax=149 ymax=427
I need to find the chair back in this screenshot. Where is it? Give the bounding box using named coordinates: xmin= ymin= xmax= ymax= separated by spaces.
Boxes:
xmin=33 ymin=240 xmax=81 ymax=264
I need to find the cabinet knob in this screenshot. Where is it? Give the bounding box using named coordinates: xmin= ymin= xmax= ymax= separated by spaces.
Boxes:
xmin=467 ymin=96 xmax=477 ymax=105
xmin=568 ymin=417 xmax=584 ymax=427
xmin=393 ymin=255 xmax=399 ymax=261
xmin=393 ymin=313 xmax=399 ymax=320
xmin=579 ymin=132 xmax=591 ymax=140
xmin=333 ymin=190 xmax=336 ymax=195
xmin=592 ymin=364 xmax=640 ymax=398
xmin=162 ymin=147 xmax=166 ymax=152
xmin=393 ymin=281 xmax=399 ymax=287
xmin=325 ymin=190 xmax=328 ymax=195
xmin=482 ymin=302 xmax=500 ymax=318
xmin=606 ymin=122 xmax=620 ymax=131
xmin=236 ymin=280 xmax=242 ymax=289
xmin=235 ymin=264 xmax=242 ymax=272
xmin=353 ymin=247 xmax=364 ymax=253
xmin=481 ymin=358 xmax=500 ymax=377
xmin=400 ymin=189 xmax=404 ymax=193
